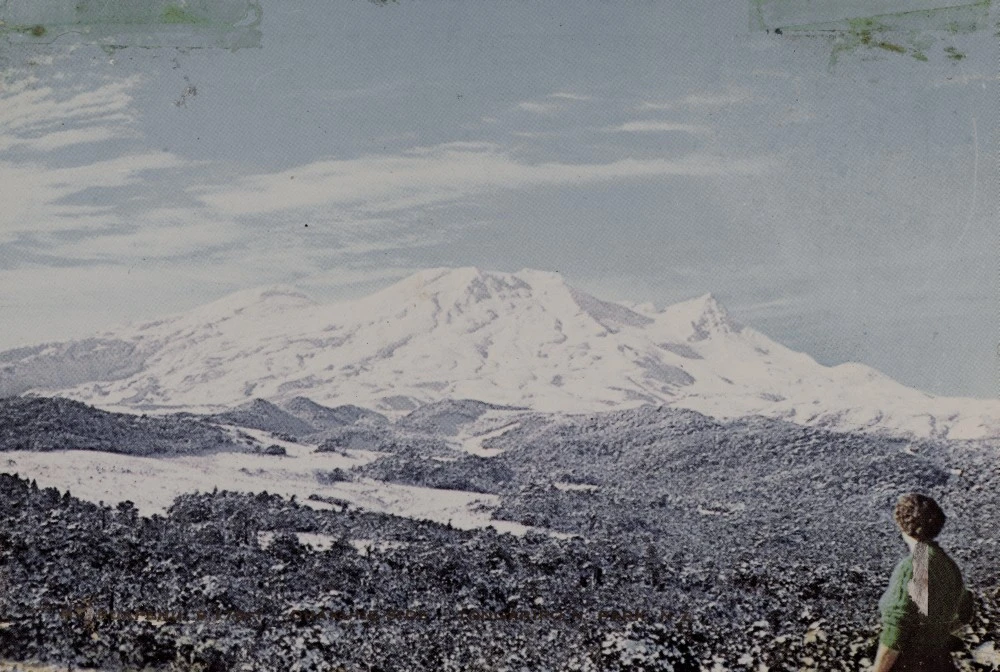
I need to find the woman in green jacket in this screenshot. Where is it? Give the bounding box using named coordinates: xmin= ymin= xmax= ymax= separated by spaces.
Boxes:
xmin=871 ymin=493 xmax=974 ymax=672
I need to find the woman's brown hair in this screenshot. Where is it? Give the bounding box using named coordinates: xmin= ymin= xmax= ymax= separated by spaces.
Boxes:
xmin=893 ymin=492 xmax=946 ymax=542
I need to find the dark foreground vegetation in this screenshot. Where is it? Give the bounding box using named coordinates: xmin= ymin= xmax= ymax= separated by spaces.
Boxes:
xmin=0 ymin=402 xmax=997 ymax=670
xmin=0 ymin=475 xmax=997 ymax=671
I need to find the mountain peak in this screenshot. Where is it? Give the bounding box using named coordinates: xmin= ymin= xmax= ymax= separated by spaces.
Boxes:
xmin=6 ymin=266 xmax=999 ymax=440
xmin=692 ymin=292 xmax=724 ymax=313
xmin=695 ymin=292 xmax=734 ymax=322
xmin=661 ymin=292 xmax=740 ymax=340
xmin=394 ymin=266 xmax=573 ymax=290
xmin=368 ymin=267 xmax=537 ymax=308
xmin=389 ymin=267 xmax=652 ymax=332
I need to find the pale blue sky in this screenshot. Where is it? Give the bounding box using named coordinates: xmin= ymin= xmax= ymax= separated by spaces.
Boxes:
xmin=0 ymin=0 xmax=996 ymax=398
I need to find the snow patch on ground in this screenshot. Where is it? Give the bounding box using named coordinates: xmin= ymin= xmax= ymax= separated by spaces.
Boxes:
xmin=455 ymin=411 xmax=528 ymax=456
xmin=972 ymin=641 xmax=1000 ymax=667
xmin=1 ymin=444 xmax=536 ymax=535
xmin=258 ymin=531 xmax=342 ymax=552
xmin=553 ymin=482 xmax=599 ymax=492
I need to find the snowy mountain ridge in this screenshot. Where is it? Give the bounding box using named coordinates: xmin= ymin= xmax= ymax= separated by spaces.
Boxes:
xmin=1 ymin=266 xmax=997 ymax=440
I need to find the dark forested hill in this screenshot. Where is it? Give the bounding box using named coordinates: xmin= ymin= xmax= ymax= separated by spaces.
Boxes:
xmin=0 ymin=396 xmax=238 ymax=455
xmin=280 ymin=396 xmax=389 ymax=432
xmin=356 ymin=406 xmax=1000 ymax=584
xmin=395 ymin=399 xmax=523 ymax=436
xmin=208 ymin=398 xmax=318 ymax=438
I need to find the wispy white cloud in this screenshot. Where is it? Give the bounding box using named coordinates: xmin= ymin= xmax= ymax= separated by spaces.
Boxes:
xmin=606 ymin=120 xmax=710 ymax=134
xmin=1 ymin=69 xmax=505 ymax=278
xmin=639 ymin=86 xmax=753 ymax=111
xmin=511 ymin=131 xmax=558 ymax=138
xmin=0 ymin=125 xmax=128 ymax=152
xmin=38 ymin=204 xmax=468 ymax=271
xmin=548 ymin=92 xmax=591 ymax=101
xmin=517 ymin=101 xmax=559 ymax=114
xmin=517 ymin=91 xmax=591 ymax=114
xmin=197 ymin=142 xmax=768 ymax=217
xmin=44 ymin=209 xmax=239 ymax=260
xmin=0 ymin=72 xmax=186 ymax=243
xmin=0 ymin=75 xmax=138 ymax=146
xmin=511 ymin=89 xmax=596 ymax=118
xmin=0 ymin=152 xmax=185 ymax=240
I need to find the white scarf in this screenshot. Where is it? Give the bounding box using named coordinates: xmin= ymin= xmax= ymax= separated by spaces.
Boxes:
xmin=907 ymin=541 xmax=930 ymax=616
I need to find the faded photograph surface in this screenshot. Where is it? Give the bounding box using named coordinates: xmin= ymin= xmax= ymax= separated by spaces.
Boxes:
xmin=0 ymin=1 xmax=997 ymax=670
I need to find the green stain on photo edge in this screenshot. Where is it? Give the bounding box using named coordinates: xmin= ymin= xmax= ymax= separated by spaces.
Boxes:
xmin=0 ymin=0 xmax=262 ymax=49
xmin=752 ymin=0 xmax=990 ymax=64
xmin=876 ymin=41 xmax=907 ymax=53
xmin=161 ymin=5 xmax=209 ymax=25
xmin=943 ymin=45 xmax=966 ymax=59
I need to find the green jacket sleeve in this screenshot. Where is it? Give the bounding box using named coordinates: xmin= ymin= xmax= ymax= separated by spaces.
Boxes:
xmin=879 ymin=557 xmax=916 ymax=650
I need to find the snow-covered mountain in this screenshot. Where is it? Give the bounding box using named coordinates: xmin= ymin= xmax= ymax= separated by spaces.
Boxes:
xmin=2 ymin=267 xmax=998 ymax=440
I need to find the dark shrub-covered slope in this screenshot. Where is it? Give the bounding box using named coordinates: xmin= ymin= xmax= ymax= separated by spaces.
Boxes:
xmin=396 ymin=399 xmax=523 ymax=436
xmin=0 ymin=396 xmax=237 ymax=455
xmin=0 ymin=474 xmax=995 ymax=672
xmin=280 ymin=397 xmax=388 ymax=431
xmin=356 ymin=406 xmax=1000 ymax=584
xmin=209 ymin=398 xmax=317 ymax=437
xmin=0 ymin=402 xmax=997 ymax=671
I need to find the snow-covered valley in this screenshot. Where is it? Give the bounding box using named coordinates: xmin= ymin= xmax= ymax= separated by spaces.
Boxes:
xmin=1 ymin=428 xmax=535 ymax=537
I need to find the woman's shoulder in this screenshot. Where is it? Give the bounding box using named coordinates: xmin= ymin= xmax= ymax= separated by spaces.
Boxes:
xmin=890 ymin=553 xmax=913 ymax=576
xmin=928 ymin=543 xmax=964 ymax=578
xmin=927 ymin=542 xmax=958 ymax=565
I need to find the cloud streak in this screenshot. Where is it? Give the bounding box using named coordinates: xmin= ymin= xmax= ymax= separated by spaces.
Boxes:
xmin=517 ymin=101 xmax=559 ymax=114
xmin=0 ymin=75 xmax=137 ymax=150
xmin=0 ymin=152 xmax=185 ymax=240
xmin=638 ymin=86 xmax=753 ymax=111
xmin=606 ymin=120 xmax=711 ymax=134
xmin=548 ymin=92 xmax=591 ymax=101
xmin=0 ymin=72 xmax=185 ymax=244
xmin=197 ymin=142 xmax=767 ymax=217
